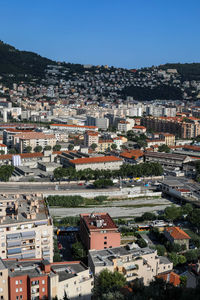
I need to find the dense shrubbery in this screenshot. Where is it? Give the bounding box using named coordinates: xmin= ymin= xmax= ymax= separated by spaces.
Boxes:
xmin=47 ymin=195 xmax=84 ymax=207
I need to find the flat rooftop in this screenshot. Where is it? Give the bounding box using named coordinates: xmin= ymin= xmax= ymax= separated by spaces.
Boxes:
xmin=0 ymin=194 xmax=50 ymax=225
xmin=51 ymin=262 xmax=87 ymax=282
xmin=89 ymin=246 xmax=156 ymax=267
xmin=81 ymin=213 xmax=118 ymax=231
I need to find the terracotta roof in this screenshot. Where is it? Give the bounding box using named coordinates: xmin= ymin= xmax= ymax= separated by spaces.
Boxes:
xmin=80 ymin=213 xmax=118 ymax=230
xmin=120 ymin=150 xmax=143 ymax=160
xmin=132 ymin=125 xmax=146 ymax=129
xmin=0 ymin=144 xmax=7 ymax=147
xmin=157 ymin=272 xmax=180 ymax=286
xmin=69 ymin=155 xmax=122 ymax=165
xmin=177 ymin=189 xmax=190 ymax=192
xmin=0 ymin=152 xmax=44 ymax=160
xmin=4 ymin=128 xmax=33 ymax=133
xmin=183 ymin=145 xmax=200 ymax=152
xmin=165 ymin=227 xmax=190 ymax=240
xmin=14 ymin=132 xmax=55 ymax=140
xmin=51 ymin=124 xmax=97 ymax=129
xmin=99 ymin=139 xmax=113 ymax=143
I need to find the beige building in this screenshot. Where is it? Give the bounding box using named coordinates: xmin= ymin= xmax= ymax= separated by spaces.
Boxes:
xmin=68 ymin=155 xmax=123 ymax=171
xmin=117 ymin=121 xmax=131 ymax=133
xmin=50 ymin=262 xmax=93 ymax=300
xmin=0 ymin=193 xmax=53 ymax=262
xmin=13 ymin=132 xmax=57 ymax=153
xmin=96 ymin=139 xmax=114 ymax=152
xmin=88 ymin=246 xmax=173 ymax=285
xmin=84 ymin=131 xmax=99 ymax=147
xmin=0 ymin=260 xmax=8 ymax=300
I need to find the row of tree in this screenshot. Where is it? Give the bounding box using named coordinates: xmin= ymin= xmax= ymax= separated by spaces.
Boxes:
xmin=53 ymin=162 xmax=163 ymax=181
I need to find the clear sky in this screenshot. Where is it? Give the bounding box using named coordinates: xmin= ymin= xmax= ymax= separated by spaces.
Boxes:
xmin=0 ymin=0 xmax=200 ymax=69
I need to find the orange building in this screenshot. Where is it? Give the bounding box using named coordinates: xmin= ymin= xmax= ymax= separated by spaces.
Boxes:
xmin=80 ymin=213 xmax=121 ymax=250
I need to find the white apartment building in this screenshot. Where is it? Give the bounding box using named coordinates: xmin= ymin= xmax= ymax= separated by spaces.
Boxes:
xmin=0 ymin=193 xmax=53 ymax=262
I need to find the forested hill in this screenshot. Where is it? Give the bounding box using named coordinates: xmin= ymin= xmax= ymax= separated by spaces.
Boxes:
xmin=159 ymin=63 xmax=200 ymax=81
xmin=0 ymin=41 xmax=55 ymax=77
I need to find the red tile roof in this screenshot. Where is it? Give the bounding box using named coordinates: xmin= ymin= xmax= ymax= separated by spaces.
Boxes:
xmin=157 ymin=272 xmax=180 ymax=286
xmin=120 ymin=150 xmax=143 ymax=160
xmin=183 ymin=145 xmax=200 ymax=152
xmin=51 ymin=124 xmax=97 ymax=129
xmin=69 ymin=155 xmax=122 ymax=165
xmin=14 ymin=132 xmax=55 ymax=140
xmin=165 ymin=227 xmax=190 ymax=240
xmin=132 ymin=125 xmax=146 ymax=129
xmin=0 ymin=144 xmax=7 ymax=147
xmin=80 ymin=213 xmax=118 ymax=231
xmin=0 ymin=152 xmax=44 ymax=160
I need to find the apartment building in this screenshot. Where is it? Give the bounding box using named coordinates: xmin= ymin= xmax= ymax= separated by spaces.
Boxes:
xmin=132 ymin=125 xmax=147 ymax=134
xmin=68 ymin=156 xmax=123 ymax=171
xmin=3 ymin=129 xmax=34 ymax=148
xmin=0 ymin=259 xmax=93 ymax=300
xmin=96 ymin=139 xmax=114 ymax=152
xmin=88 ymin=246 xmax=173 ymax=285
xmin=13 ymin=132 xmax=56 ymax=153
xmin=0 ymin=193 xmax=53 ymax=263
xmin=80 ymin=213 xmax=121 ymax=250
xmin=86 ymin=116 xmax=109 ymax=130
xmin=50 ymin=124 xmax=98 ymax=133
xmin=141 ymin=116 xmax=200 ymax=139
xmin=117 ymin=121 xmax=131 ymax=133
xmin=84 ymin=131 xmax=99 ymax=147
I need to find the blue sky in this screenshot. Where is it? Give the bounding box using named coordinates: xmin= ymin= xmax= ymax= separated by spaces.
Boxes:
xmin=0 ymin=0 xmax=200 ymax=68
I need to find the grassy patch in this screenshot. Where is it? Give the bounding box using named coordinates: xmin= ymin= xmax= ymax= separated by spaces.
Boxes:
xmin=116 ymin=203 xmax=165 ymax=208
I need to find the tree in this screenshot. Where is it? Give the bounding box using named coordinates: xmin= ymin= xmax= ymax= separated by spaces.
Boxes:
xmin=188 ymin=209 xmax=200 ymax=233
xmin=137 ymin=238 xmax=147 ymax=248
xmin=93 ymin=179 xmax=114 ymax=189
xmin=142 ymin=212 xmax=156 ymax=221
xmin=94 ymin=269 xmax=126 ymax=297
xmin=168 ymin=252 xmax=179 ymax=266
xmin=68 ymin=144 xmax=74 ymax=151
xmin=178 ymin=255 xmax=186 ymax=265
xmin=156 ymin=245 xmax=166 ymax=256
xmin=182 ymin=203 xmax=193 ymax=215
xmin=158 ymin=144 xmax=170 ymax=153
xmin=0 ymin=165 xmax=14 ymax=182
xmin=71 ymin=241 xmax=86 ymax=260
xmin=111 ymin=143 xmax=117 ymax=150
xmin=185 ymin=250 xmax=199 ymax=262
xmin=164 ymin=205 xmax=182 ymax=221
xmin=44 ymin=145 xmax=51 ymax=151
xmin=53 ymin=144 xmax=61 ymax=151
xmin=25 ymin=146 xmax=32 ymax=153
xmin=34 ymin=145 xmax=42 ymax=152
xmin=0 ymin=150 xmax=5 ymax=155
xmin=8 ymin=148 xmax=17 ymax=154
xmin=91 ymin=143 xmax=97 ymax=151
xmin=180 ymin=275 xmax=187 ymax=287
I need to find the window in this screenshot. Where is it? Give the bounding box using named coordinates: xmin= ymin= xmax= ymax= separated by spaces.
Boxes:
xmin=16 ymin=281 xmax=18 ymax=285
xmin=104 ymin=242 xmax=107 ymax=245
xmin=16 ymin=297 xmax=19 ymax=300
xmin=42 ymin=280 xmax=45 ymax=284
xmin=104 ymin=236 xmax=107 ymax=239
xmin=19 ymin=288 xmax=22 ymax=292
xmin=0 ymin=272 xmax=2 ymax=276
xmin=42 ymin=288 xmax=45 ymax=292
xmin=20 ymin=296 xmax=23 ymax=300
xmin=0 ymin=288 xmax=2 ymax=292
xmin=19 ymin=280 xmax=22 ymax=284
xmin=104 ymin=247 xmax=107 ymax=249
xmin=74 ymin=281 xmax=76 ymax=285
xmin=16 ymin=288 xmax=18 ymax=292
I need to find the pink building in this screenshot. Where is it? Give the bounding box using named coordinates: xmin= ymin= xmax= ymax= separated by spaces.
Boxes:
xmin=80 ymin=213 xmax=120 ymax=250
